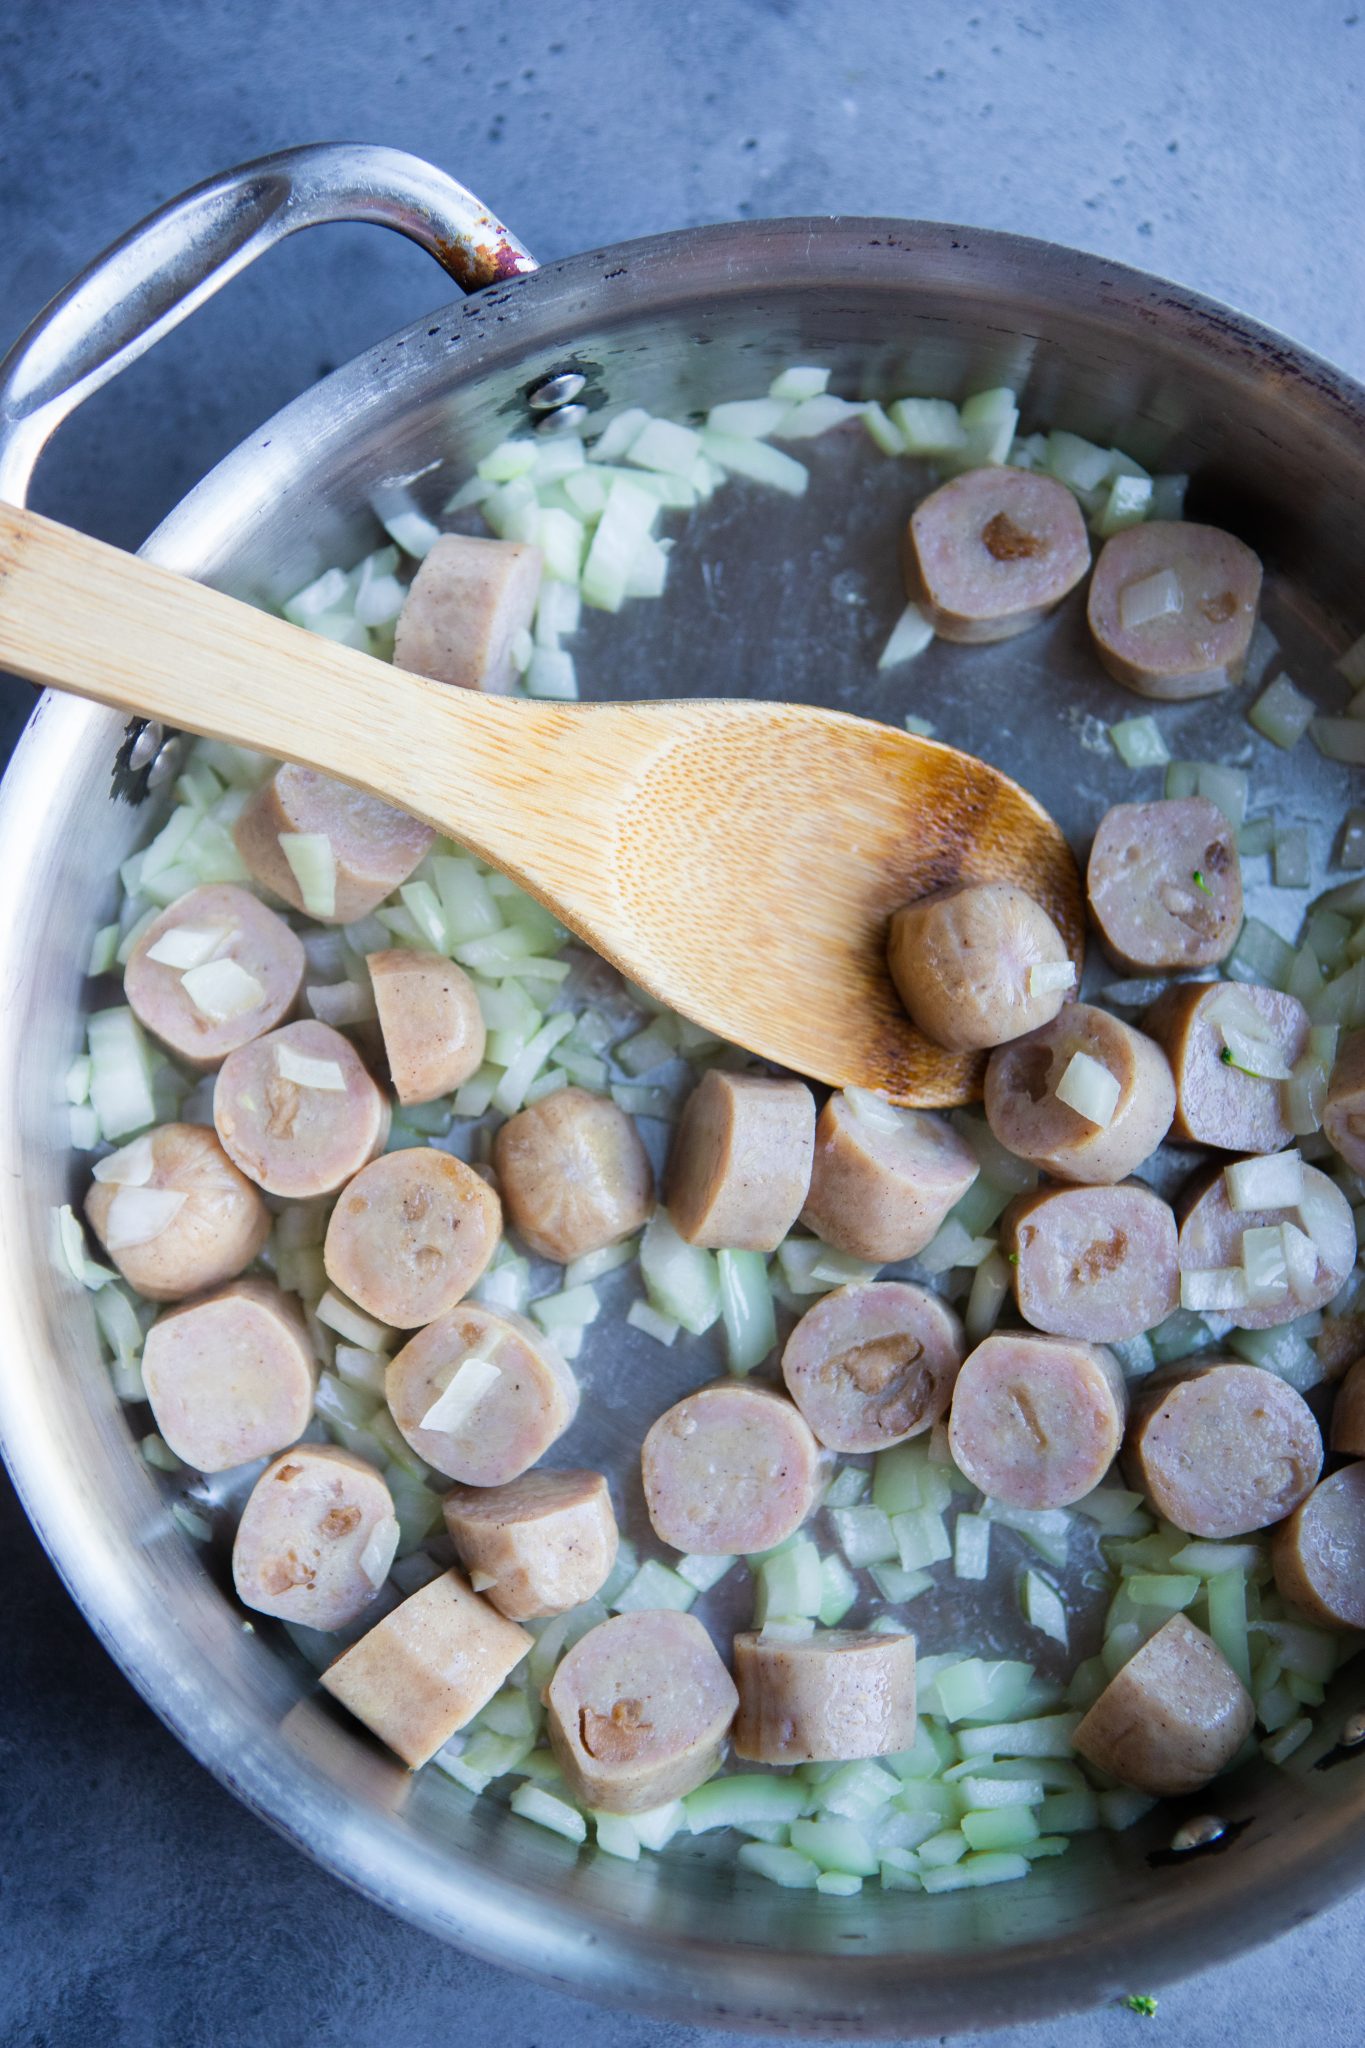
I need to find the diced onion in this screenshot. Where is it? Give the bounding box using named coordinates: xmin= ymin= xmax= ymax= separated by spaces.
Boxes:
xmin=1250 ymin=675 xmax=1316 ymax=751
xmin=626 ymin=418 xmax=702 ymax=476
xmin=145 ymin=925 xmax=226 ymax=970
xmin=1119 ymin=568 xmax=1183 ymax=632
xmin=773 ymin=394 xmax=859 ymax=441
xmin=1180 ymin=1266 xmax=1249 ymax=1311
xmin=844 ymin=1085 xmax=905 ymax=1134
xmin=625 ymin=1298 xmax=681 ymax=1346
xmin=468 ymin=1568 xmax=498 ymax=1593
xmin=315 ymin=1289 xmax=395 ymax=1352
xmin=103 ymin=1185 xmax=187 ymax=1249
xmin=279 ymin=832 xmax=337 ymax=919
xmin=1241 ymin=1225 xmax=1289 ymax=1307
xmin=1281 ymin=1221 xmax=1319 ymax=1302
xmin=877 ymin=602 xmax=934 ymax=670
xmin=1225 ymin=1151 xmax=1303 ymax=1210
xmin=1108 ymin=715 xmax=1169 ymax=769
xmin=180 ymin=958 xmax=265 ymax=1023
xmin=1045 ymin=430 xmax=1111 ymax=493
xmin=91 ymin=1134 xmax=155 ymax=1186
xmin=1311 ymin=718 xmax=1365 ymax=766
xmin=358 ymin=1515 xmax=400 ymax=1587
xmin=1217 ymin=1022 xmax=1292 ymax=1082
xmin=1274 ymin=827 xmax=1311 ymax=890
xmin=769 ymin=365 xmax=830 ymax=402
xmin=1027 ymin=961 xmax=1076 ymax=997
xmin=698 ymin=431 xmax=809 ymax=497
xmin=276 ymin=1046 xmax=347 ymax=1091
xmin=420 ymin=1355 xmax=502 ymax=1434
xmin=1054 ymin=1051 xmax=1120 ymax=1127
xmin=706 ymin=398 xmax=790 ymax=438
xmin=1023 ymin=1570 xmax=1069 ymax=1648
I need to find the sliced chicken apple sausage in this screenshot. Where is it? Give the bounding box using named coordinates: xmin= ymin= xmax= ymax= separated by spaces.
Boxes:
xmin=665 ymin=1070 xmax=814 ymax=1253
xmin=545 ymin=1609 xmax=738 ymax=1814
xmin=84 ymin=1122 xmax=270 ymax=1301
xmin=1271 ymin=1463 xmax=1365 ymax=1630
xmin=887 ymin=881 xmax=1075 ymax=1052
xmin=1144 ymin=982 xmax=1308 ymax=1154
xmin=984 ymin=1004 xmax=1175 ymax=1185
xmin=948 ymin=1332 xmax=1127 ymax=1509
xmin=443 ymin=1468 xmax=618 ymax=1621
xmin=1330 ymin=1355 xmax=1365 ymax=1456
xmin=320 ymin=1568 xmax=532 ymax=1768
xmin=386 ymin=1303 xmax=578 ymax=1486
xmin=1087 ymin=521 xmax=1262 ymax=700
xmin=1323 ymin=1027 xmax=1365 ymax=1175
xmin=1124 ymin=1363 xmax=1323 ymax=1537
xmin=800 ymin=1090 xmax=979 ymax=1262
xmin=214 ymin=1020 xmax=389 ymax=1199
xmin=141 ymin=1277 xmax=316 ymax=1472
xmin=367 ymin=949 xmax=486 ymax=1105
xmin=125 ymin=883 xmax=305 ymax=1068
xmin=323 ymin=1148 xmax=501 ymax=1329
xmin=494 ymin=1086 xmax=653 ymax=1264
xmin=232 ymin=1444 xmax=399 ymax=1630
xmin=234 ymin=763 xmax=434 ymax=924
xmin=641 ymin=1381 xmax=828 ymax=1555
xmin=393 ymin=533 xmax=543 ymax=695
xmin=1087 ymin=798 xmax=1243 ymax=972
xmin=781 ymin=1281 xmax=965 ymax=1452
xmin=732 ymin=1628 xmax=917 ymax=1765
xmin=1177 ymin=1163 xmax=1355 ymax=1328
xmin=1073 ymin=1613 xmax=1254 ymax=1796
xmin=902 ymin=466 xmax=1090 ymax=643
xmin=1001 ymin=1182 xmax=1179 ymax=1342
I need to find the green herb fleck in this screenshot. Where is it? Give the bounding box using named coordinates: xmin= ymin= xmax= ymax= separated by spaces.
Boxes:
xmin=1192 ymin=869 xmax=1212 ymax=895
xmin=1120 ymin=1993 xmax=1159 ymax=2018
xmin=1006 ymin=1250 xmax=1019 ymax=1266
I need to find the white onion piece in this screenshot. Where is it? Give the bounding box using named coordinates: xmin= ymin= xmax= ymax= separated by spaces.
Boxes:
xmin=275 ymin=1046 xmax=347 ymax=1091
xmin=844 ymin=1085 xmax=905 ymax=1135
xmin=91 ymin=1134 xmax=156 ymax=1186
xmin=145 ymin=925 xmax=227 ymax=970
xmin=1119 ymin=568 xmax=1184 ymax=632
xmin=469 ymin=1568 xmax=499 ymax=1594
xmin=1054 ymin=1051 xmax=1120 ymax=1128
xmin=279 ymin=832 xmax=337 ymax=919
xmin=1281 ymin=1221 xmax=1319 ymax=1301
xmin=103 ymin=1185 xmax=187 ymax=1249
xmin=1028 ymin=960 xmax=1077 ymax=997
xmin=180 ymin=958 xmax=265 ymax=1023
xmin=420 ymin=1355 xmax=502 ymax=1434
xmin=1218 ymin=1023 xmax=1292 ymax=1082
xmin=357 ymin=1514 xmax=401 ymax=1588
xmin=1241 ymin=1225 xmax=1290 ymax=1306
xmin=1225 ymin=1151 xmax=1304 ymax=1211
xmin=1180 ymin=1265 xmax=1249 ymax=1311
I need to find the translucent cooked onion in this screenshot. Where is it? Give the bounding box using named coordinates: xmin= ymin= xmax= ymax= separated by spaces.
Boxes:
xmin=420 ymin=1354 xmax=502 ymax=1434
xmin=1118 ymin=568 xmax=1184 ymax=632
xmin=275 ymin=1045 xmax=347 ymax=1091
xmin=144 ymin=925 xmax=227 ymax=970
xmin=103 ymin=1185 xmax=187 ymax=1249
xmin=1054 ymin=1051 xmax=1120 ymax=1127
xmin=179 ymin=958 xmax=265 ymax=1023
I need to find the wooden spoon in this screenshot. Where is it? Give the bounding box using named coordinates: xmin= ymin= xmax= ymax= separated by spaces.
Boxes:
xmin=0 ymin=502 xmax=1082 ymax=1105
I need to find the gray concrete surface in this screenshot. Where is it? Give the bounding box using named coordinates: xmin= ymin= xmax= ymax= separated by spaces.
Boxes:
xmin=2 ymin=2 xmax=1364 ymax=2042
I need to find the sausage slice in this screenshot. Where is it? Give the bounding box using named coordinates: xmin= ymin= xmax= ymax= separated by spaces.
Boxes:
xmin=800 ymin=1090 xmax=979 ymax=1262
xmin=142 ymin=1277 xmax=316 ymax=1472
xmin=393 ymin=533 xmax=543 ymax=694
xmin=323 ymin=1148 xmax=501 ymax=1328
xmin=1271 ymin=1463 xmax=1365 ymax=1629
xmin=320 ymin=1569 xmax=532 ymax=1768
xmin=984 ymin=1004 xmax=1175 ymax=1185
xmin=1330 ymin=1355 xmax=1365 ymax=1455
xmin=1144 ymin=983 xmax=1308 ymax=1154
xmin=732 ymin=1629 xmax=917 ymax=1764
xmin=125 ymin=883 xmax=305 ymax=1068
xmin=214 ymin=1021 xmax=389 ymax=1199
xmin=1087 ymin=521 xmax=1262 ymax=699
xmin=1125 ymin=1362 xmax=1323 ymax=1537
xmin=386 ymin=1304 xmax=579 ymax=1485
xmin=948 ymin=1332 xmax=1127 ymax=1508
xmin=368 ymin=949 xmax=486 ymax=1105
xmin=234 ymin=764 xmax=434 ymax=923
xmin=1323 ymin=1028 xmax=1365 ymax=1175
xmin=1001 ymin=1182 xmax=1179 ymax=1341
xmin=641 ymin=1381 xmax=828 ymax=1554
xmin=443 ymin=1469 xmax=618 ymax=1621
xmin=1087 ymin=799 xmax=1242 ymax=972
xmin=495 ymin=1086 xmax=653 ymax=1264
xmin=1177 ymin=1163 xmax=1355 ymax=1328
xmin=233 ymin=1444 xmax=399 ymax=1629
xmin=887 ymin=881 xmax=1075 ymax=1052
xmin=780 ymin=1280 xmax=965 ymax=1452
xmin=545 ymin=1609 xmax=738 ymax=1813
xmin=1073 ymin=1614 xmax=1254 ymax=1795
xmin=665 ymin=1070 xmax=814 ymax=1252
xmin=84 ymin=1122 xmax=270 ymax=1301
xmin=902 ymin=467 xmax=1090 ymax=643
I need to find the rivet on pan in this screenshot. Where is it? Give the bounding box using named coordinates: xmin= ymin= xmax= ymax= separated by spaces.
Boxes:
xmin=534 ymin=401 xmax=589 ymax=436
xmin=128 ymin=721 xmax=163 ymax=771
xmin=146 ymin=738 xmax=182 ymax=789
xmin=1340 ymin=1709 xmax=1365 ymax=1748
xmin=1169 ymin=1814 xmax=1225 ymax=1854
xmin=528 ymin=371 xmax=586 ymax=410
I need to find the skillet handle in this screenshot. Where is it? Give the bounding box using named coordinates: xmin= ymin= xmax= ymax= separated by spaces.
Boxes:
xmin=0 ymin=142 xmax=536 ymax=508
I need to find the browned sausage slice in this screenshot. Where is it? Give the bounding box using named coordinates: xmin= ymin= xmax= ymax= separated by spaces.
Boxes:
xmin=142 ymin=1277 xmax=316 ymax=1472
xmin=320 ymin=1568 xmax=532 ymax=1767
xmin=1087 ymin=522 xmax=1262 ymax=700
xmin=233 ymin=1444 xmax=399 ymax=1629
xmin=641 ymin=1381 xmax=828 ymax=1554
xmin=902 ymin=467 xmax=1090 ymax=642
xmin=214 ymin=1021 xmax=389 ymax=1199
xmin=1073 ymin=1613 xmax=1254 ymax=1794
xmin=1330 ymin=1354 xmax=1365 ymax=1455
xmin=948 ymin=1332 xmax=1127 ymax=1508
xmin=84 ymin=1122 xmax=270 ymax=1301
xmin=886 ymin=881 xmax=1075 ymax=1052
xmin=731 ymin=1629 xmax=917 ymax=1765
xmin=1144 ymin=982 xmax=1308 ymax=1154
xmin=386 ymin=1303 xmax=578 ymax=1485
xmin=665 ymin=1070 xmax=814 ymax=1252
xmin=443 ymin=1469 xmax=618 ymax=1621
xmin=393 ymin=533 xmax=543 ymax=694
xmin=1124 ymin=1362 xmax=1322 ymax=1537
xmin=780 ymin=1280 xmax=965 ymax=1452
xmin=1271 ymin=1463 xmax=1365 ymax=1629
xmin=799 ymin=1090 xmax=979 ymax=1262
xmin=1323 ymin=1028 xmax=1365 ymax=1175
xmin=1177 ymin=1163 xmax=1355 ymax=1327
xmin=125 ymin=883 xmax=305 ymax=1068
xmin=545 ymin=1609 xmax=738 ymax=1813
xmin=984 ymin=1004 xmax=1174 ymax=1185
xmin=1002 ymin=1182 xmax=1179 ymax=1341
xmin=323 ymin=1148 xmax=501 ymax=1328
xmin=495 ymin=1086 xmax=654 ymax=1263
xmin=366 ymin=949 xmax=486 ymax=1106
xmin=234 ymin=764 xmax=434 ymax=924
xmin=1087 ymin=799 xmax=1242 ymax=972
